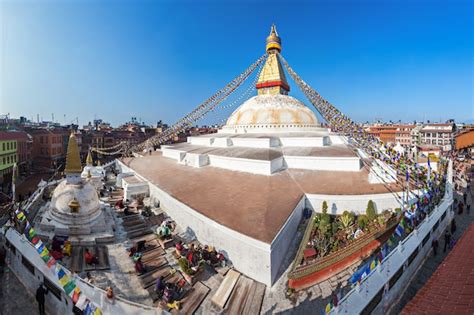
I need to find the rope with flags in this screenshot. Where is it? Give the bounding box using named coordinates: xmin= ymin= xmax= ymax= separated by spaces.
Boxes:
xmin=11 ymin=207 xmax=104 ymax=314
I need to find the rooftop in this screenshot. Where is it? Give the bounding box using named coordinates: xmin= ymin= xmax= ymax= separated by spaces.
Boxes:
xmin=122 ymin=152 xmax=400 ymax=244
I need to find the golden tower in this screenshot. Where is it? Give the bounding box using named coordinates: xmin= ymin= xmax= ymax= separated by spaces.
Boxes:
xmin=86 ymin=150 xmax=93 ymax=166
xmin=64 ymin=132 xmax=83 ymax=175
xmin=256 ymin=24 xmax=289 ymax=95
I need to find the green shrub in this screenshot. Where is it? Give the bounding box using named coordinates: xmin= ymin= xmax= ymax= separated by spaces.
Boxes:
xmin=366 ymin=200 xmax=377 ymax=221
xmin=178 ymin=258 xmax=193 ymax=275
xmin=358 ymin=214 xmax=369 ymax=230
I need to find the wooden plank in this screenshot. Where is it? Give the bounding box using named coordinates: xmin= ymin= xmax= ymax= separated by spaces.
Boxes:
xmin=242 ymin=282 xmax=265 ymax=315
xmin=95 ymin=246 xmax=110 ymax=270
xmin=130 ymin=233 xmax=157 ymax=243
xmin=127 ymin=229 xmax=153 ymax=239
xmin=179 ymin=282 xmax=210 ymax=315
xmin=142 ymin=267 xmax=172 ymax=289
xmin=142 ymin=254 xmax=167 ymax=268
xmin=70 ymin=246 xmax=83 ymax=273
xmin=211 ymin=269 xmax=240 ymax=309
xmin=225 ymin=276 xmax=253 ymax=315
xmin=124 ymin=223 xmax=147 ymax=232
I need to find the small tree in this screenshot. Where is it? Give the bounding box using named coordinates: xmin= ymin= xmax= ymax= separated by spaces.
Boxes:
xmin=322 ymin=201 xmax=328 ymax=213
xmin=366 ymin=200 xmax=377 ymax=221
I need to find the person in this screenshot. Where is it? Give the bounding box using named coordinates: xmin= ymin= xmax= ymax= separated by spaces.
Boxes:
xmin=431 ymin=237 xmax=439 ymax=256
xmin=124 ymin=206 xmax=132 ymax=216
xmin=135 ymin=257 xmax=146 ymax=274
xmin=36 ymin=283 xmax=48 ymax=315
xmin=451 ymin=219 xmax=457 ymax=235
xmin=155 ymin=276 xmax=166 ymax=298
xmin=175 ymin=241 xmax=185 ymax=257
xmin=85 ymin=272 xmax=94 ymax=284
xmin=84 ymin=248 xmax=98 ymax=265
xmin=467 ymin=203 xmax=471 ymax=215
xmin=443 ymin=230 xmax=451 ymax=253
xmin=463 ymin=192 xmax=467 ymax=203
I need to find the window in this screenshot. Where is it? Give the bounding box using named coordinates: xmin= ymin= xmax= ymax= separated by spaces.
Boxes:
xmin=422 ymin=232 xmax=431 ymax=247
xmin=361 ymin=287 xmax=384 ymax=315
xmin=6 ymin=142 xmax=9 ymax=150
xmin=21 ymin=256 xmax=35 ymax=274
xmin=441 ymin=210 xmax=447 ymax=221
xmin=40 ymin=136 xmax=43 ymax=144
xmin=407 ymin=248 xmax=419 ymax=266
xmin=432 ymin=220 xmax=440 ymax=232
xmin=2 ymin=157 xmax=5 ymax=164
xmin=389 ymin=266 xmax=404 ymax=289
xmin=43 ymin=277 xmax=62 ymax=300
xmin=2 ymin=143 xmax=4 ymax=151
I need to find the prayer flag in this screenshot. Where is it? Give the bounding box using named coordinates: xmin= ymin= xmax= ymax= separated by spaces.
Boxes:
xmin=36 ymin=244 xmax=45 ymax=254
xmin=395 ymin=224 xmax=404 ymax=237
xmin=72 ymin=287 xmax=81 ymax=303
xmin=84 ymin=302 xmax=93 ymax=315
xmin=57 ymin=268 xmax=66 ymax=280
xmin=63 ymin=281 xmax=76 ymax=295
xmin=325 ymin=302 xmax=332 ymax=314
xmin=40 ymin=247 xmax=49 ymax=257
xmin=28 ymin=228 xmax=36 ymax=239
xmin=47 ymin=257 xmax=56 ymax=268
xmin=75 ymin=295 xmax=88 ymax=310
xmin=370 ymin=260 xmax=376 ymax=270
xmin=31 ymin=236 xmax=40 ymax=245
xmin=16 ymin=211 xmax=25 ymax=221
xmin=58 ymin=275 xmax=69 ymax=287
xmin=41 ymin=254 xmax=51 ymax=263
xmin=93 ymin=307 xmax=102 ymax=315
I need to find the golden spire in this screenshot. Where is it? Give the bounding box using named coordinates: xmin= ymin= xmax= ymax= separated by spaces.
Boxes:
xmin=64 ymin=132 xmax=82 ymax=174
xmin=86 ymin=150 xmax=93 ymax=166
xmin=266 ymin=24 xmax=281 ymax=53
xmin=257 ymin=24 xmax=289 ymax=95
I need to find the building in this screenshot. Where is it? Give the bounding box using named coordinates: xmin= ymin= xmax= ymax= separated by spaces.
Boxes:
xmin=419 ymin=123 xmax=455 ymax=151
xmin=455 ymin=128 xmax=474 ymax=153
xmin=30 ymin=128 xmax=70 ymax=170
xmin=395 ymin=125 xmax=415 ymax=146
xmin=4 ymin=131 xmax=33 ymax=175
xmin=0 ymin=132 xmax=18 ymax=192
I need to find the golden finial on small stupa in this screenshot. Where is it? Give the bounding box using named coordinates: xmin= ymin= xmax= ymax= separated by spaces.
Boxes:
xmin=86 ymin=150 xmax=93 ymax=166
xmin=68 ymin=198 xmax=80 ymax=212
xmin=64 ymin=131 xmax=82 ymax=175
xmin=266 ymin=24 xmax=281 ymax=53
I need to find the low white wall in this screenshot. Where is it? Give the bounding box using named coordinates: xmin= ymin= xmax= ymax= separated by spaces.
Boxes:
xmin=306 ymin=192 xmax=408 ymax=215
xmin=230 ymin=137 xmax=272 ymax=148
xmin=161 ymin=148 xmax=184 ymax=161
xmin=284 ymin=156 xmax=361 ymax=172
xmin=188 ymin=136 xmax=213 ymax=146
xmin=180 ymin=153 xmax=209 ymax=168
xmin=279 ymin=137 xmax=326 ymax=147
xmin=270 ymin=196 xmax=306 ymax=283
xmin=123 ymin=182 xmax=149 ymax=200
xmin=208 ymin=155 xmax=273 ymax=175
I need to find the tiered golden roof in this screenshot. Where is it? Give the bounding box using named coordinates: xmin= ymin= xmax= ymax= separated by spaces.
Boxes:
xmin=257 ymin=24 xmax=289 ymax=95
xmin=64 ymin=132 xmax=83 ymax=174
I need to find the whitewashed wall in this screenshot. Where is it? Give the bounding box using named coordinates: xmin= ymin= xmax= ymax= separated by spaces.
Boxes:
xmin=284 ymin=156 xmax=361 ymax=172
xmin=208 ymin=155 xmax=274 ymax=175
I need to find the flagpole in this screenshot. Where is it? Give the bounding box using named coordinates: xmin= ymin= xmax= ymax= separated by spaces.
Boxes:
xmin=12 ymin=162 xmax=17 ymax=203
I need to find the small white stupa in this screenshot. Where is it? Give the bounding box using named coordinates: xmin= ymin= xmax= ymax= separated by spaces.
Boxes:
xmin=81 ymin=150 xmax=105 ymax=190
xmin=35 ymin=132 xmax=114 ymax=243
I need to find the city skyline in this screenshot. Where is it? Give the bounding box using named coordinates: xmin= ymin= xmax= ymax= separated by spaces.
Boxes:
xmin=1 ymin=0 xmax=472 ymax=127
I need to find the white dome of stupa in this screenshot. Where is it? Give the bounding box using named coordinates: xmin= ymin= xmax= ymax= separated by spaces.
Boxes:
xmin=225 ymin=94 xmax=319 ymax=129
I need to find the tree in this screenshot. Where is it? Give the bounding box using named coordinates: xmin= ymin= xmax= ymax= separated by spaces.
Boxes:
xmin=366 ymin=200 xmax=377 ymax=221
xmin=322 ymin=201 xmax=328 ymax=213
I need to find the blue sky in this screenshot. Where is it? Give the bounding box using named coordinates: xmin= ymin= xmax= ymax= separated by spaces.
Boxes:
xmin=1 ymin=0 xmax=472 ymax=126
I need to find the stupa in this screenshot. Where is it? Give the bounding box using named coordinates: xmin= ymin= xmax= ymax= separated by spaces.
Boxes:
xmin=119 ymin=25 xmax=403 ymax=286
xmin=81 ymin=150 xmax=106 ymax=190
xmin=35 ymin=133 xmax=114 ymax=244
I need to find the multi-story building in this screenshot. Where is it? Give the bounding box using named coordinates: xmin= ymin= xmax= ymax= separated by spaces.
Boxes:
xmin=367 ymin=125 xmax=398 ymax=144
xmin=395 ymin=125 xmax=415 ymax=147
xmin=30 ymin=128 xmax=70 ymax=170
xmin=5 ymin=131 xmax=33 ymax=175
xmin=419 ymin=123 xmax=455 ymax=151
xmin=0 ymin=132 xmax=18 ymax=191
